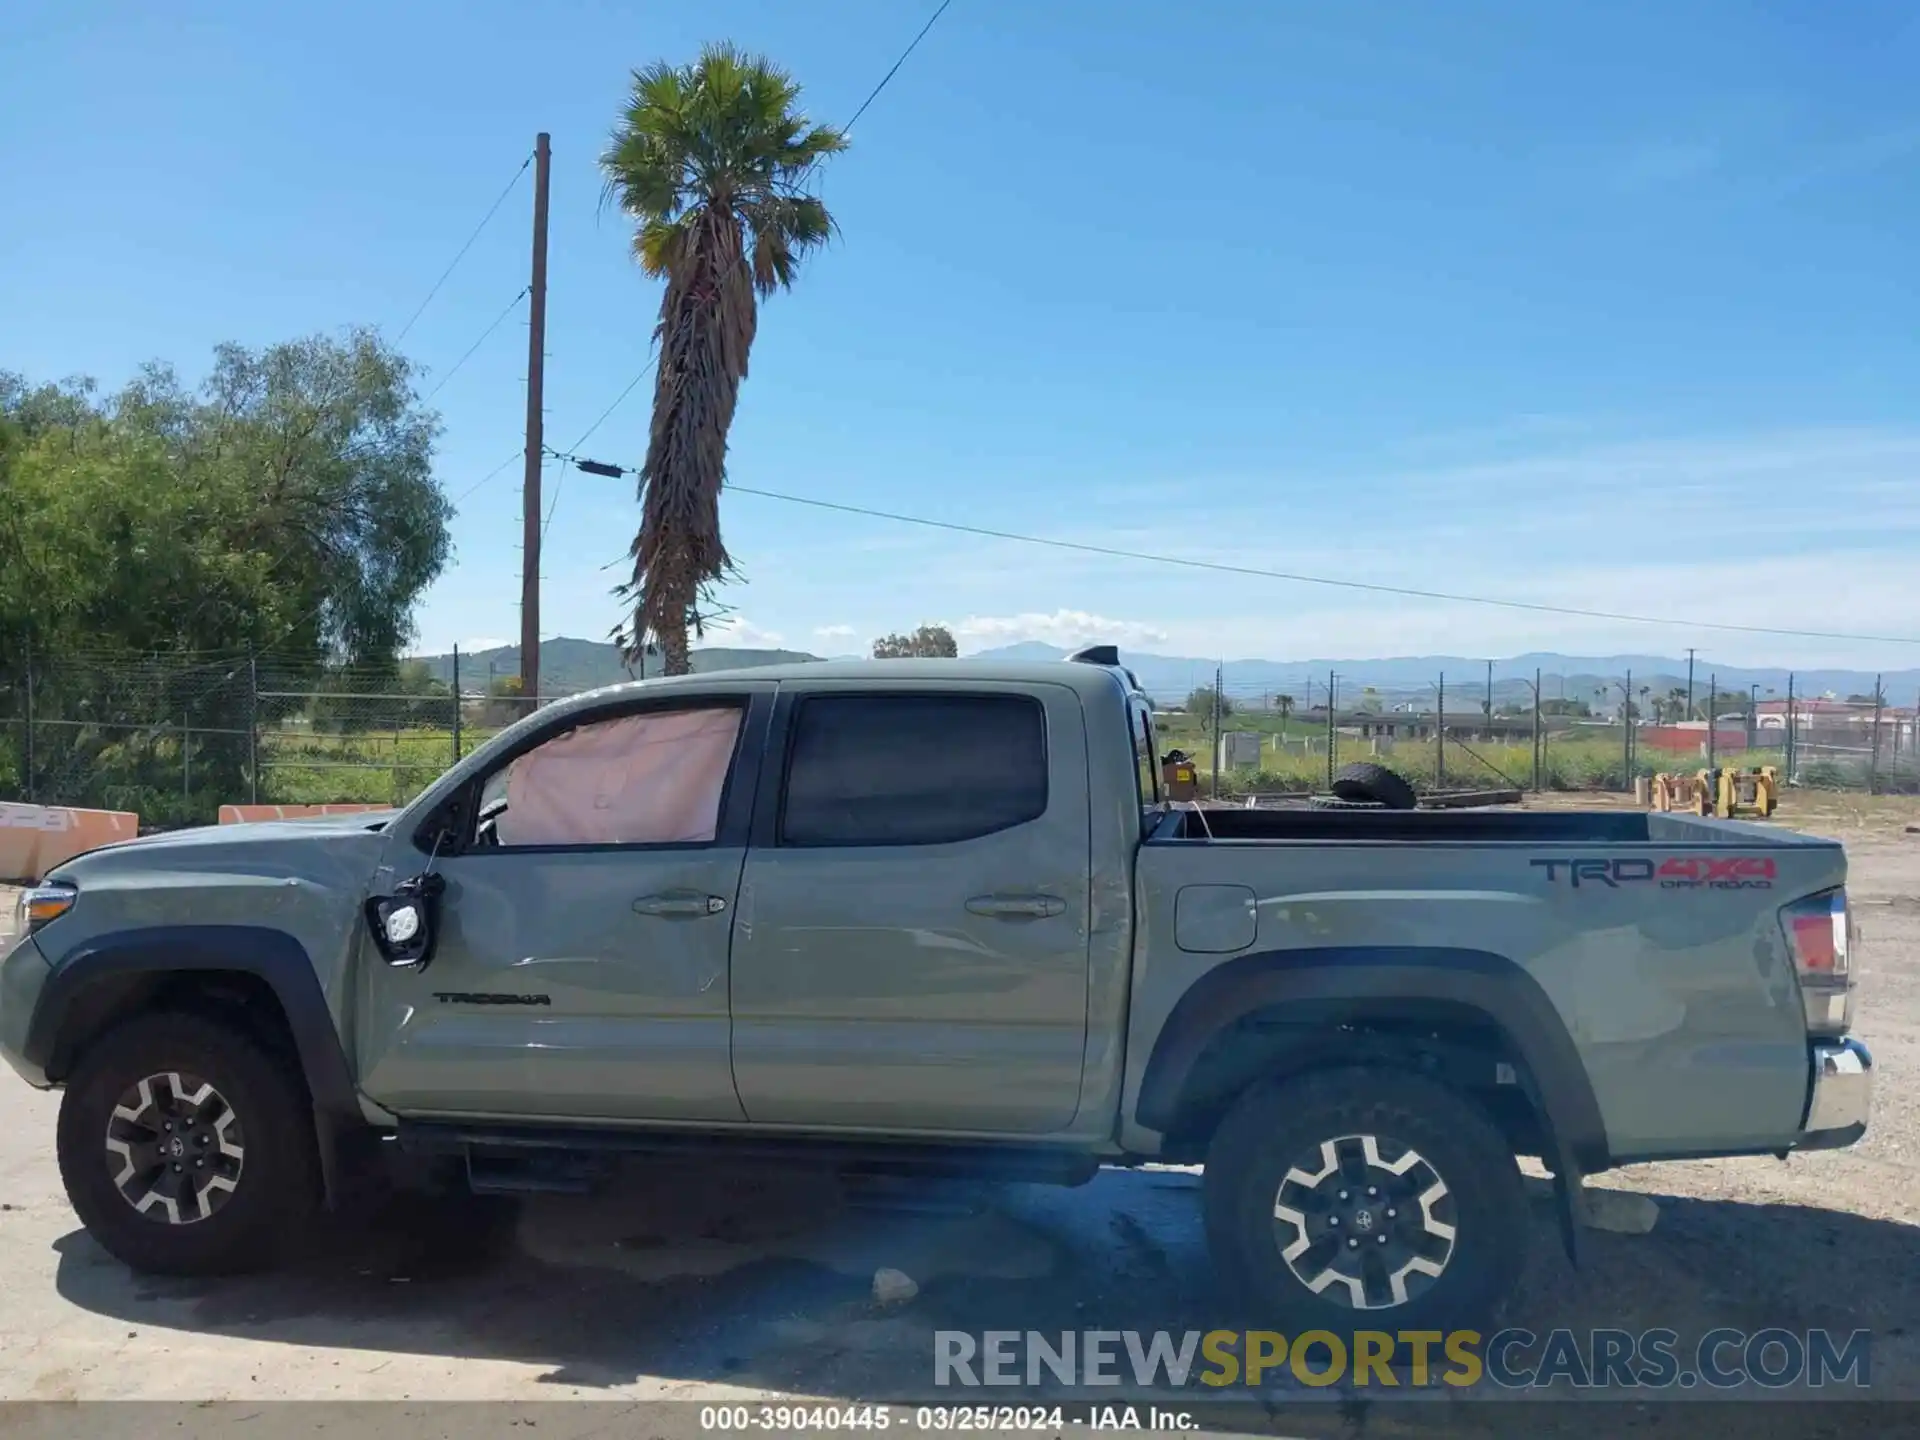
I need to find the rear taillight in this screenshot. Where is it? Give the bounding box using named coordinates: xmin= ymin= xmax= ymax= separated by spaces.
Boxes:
xmin=1782 ymin=888 xmax=1854 ymax=1036
xmin=1784 ymin=890 xmax=1849 ymax=977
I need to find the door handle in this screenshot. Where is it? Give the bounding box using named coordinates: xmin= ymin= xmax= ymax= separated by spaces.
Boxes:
xmin=966 ymin=894 xmax=1066 ymax=920
xmin=633 ymin=892 xmax=727 ymax=919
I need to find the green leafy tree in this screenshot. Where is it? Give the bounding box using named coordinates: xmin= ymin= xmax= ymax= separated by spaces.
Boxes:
xmin=0 ymin=331 xmax=449 ymax=820
xmin=600 ymin=44 xmax=847 ymax=674
xmin=1185 ymin=686 xmax=1233 ymax=733
xmin=872 ymin=624 xmax=958 ymax=659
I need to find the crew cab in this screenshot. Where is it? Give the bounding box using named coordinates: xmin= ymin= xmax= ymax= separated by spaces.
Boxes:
xmin=0 ymin=650 xmax=1871 ymax=1327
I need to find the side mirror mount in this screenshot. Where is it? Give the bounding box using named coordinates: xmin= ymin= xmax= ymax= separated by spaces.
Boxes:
xmin=366 ymin=871 xmax=445 ymax=970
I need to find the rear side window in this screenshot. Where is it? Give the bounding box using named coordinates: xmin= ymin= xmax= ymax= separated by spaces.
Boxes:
xmin=781 ymin=693 xmax=1048 ymax=846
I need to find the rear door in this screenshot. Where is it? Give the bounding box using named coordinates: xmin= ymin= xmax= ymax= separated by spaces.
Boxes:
xmin=729 ymin=681 xmax=1093 ymax=1134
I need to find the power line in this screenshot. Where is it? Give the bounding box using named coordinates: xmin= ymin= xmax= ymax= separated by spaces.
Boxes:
xmin=453 ymin=447 xmax=527 ymax=504
xmin=711 ymin=482 xmax=1920 ymax=648
xmin=394 ymin=152 xmax=534 ymax=342
xmin=422 ymin=287 xmax=530 ymax=401
xmin=563 ymin=355 xmax=656 ymax=456
xmin=540 ymin=453 xmax=566 ymax=544
xmin=844 ymin=0 xmax=957 ymax=133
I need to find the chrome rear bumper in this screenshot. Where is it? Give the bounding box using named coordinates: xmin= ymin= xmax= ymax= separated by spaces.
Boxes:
xmin=1797 ymin=1037 xmax=1872 ymax=1149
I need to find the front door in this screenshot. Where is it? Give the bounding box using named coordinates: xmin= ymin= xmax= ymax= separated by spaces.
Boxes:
xmin=729 ymin=683 xmax=1093 ymax=1134
xmin=356 ymin=685 xmax=771 ymax=1122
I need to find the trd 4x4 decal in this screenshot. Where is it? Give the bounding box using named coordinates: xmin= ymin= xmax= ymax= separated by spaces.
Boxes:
xmin=1532 ymin=856 xmax=1776 ymax=891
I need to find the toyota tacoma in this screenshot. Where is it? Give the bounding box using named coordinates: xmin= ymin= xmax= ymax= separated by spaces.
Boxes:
xmin=0 ymin=649 xmax=1872 ymax=1328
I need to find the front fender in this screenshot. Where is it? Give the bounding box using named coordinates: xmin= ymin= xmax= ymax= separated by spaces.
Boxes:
xmin=1133 ymin=946 xmax=1611 ymax=1171
xmin=25 ymin=924 xmax=359 ymax=1125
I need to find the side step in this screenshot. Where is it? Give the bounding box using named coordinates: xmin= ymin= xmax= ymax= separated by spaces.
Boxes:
xmin=466 ymin=1150 xmax=609 ymax=1196
xmin=399 ymin=1120 xmax=1101 ymax=1189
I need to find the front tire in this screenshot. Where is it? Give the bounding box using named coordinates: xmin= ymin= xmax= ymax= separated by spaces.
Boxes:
xmin=57 ymin=1012 xmax=319 ymax=1275
xmin=1203 ymin=1067 xmax=1526 ymax=1331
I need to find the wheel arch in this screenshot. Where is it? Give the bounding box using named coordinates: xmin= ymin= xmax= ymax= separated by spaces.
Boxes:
xmin=26 ymin=926 xmax=363 ymax=1200
xmin=1135 ymin=946 xmax=1610 ymax=1173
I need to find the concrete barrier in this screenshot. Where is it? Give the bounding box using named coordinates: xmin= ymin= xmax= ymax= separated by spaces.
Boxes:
xmin=217 ymin=803 xmax=390 ymax=824
xmin=0 ymin=802 xmax=140 ymax=883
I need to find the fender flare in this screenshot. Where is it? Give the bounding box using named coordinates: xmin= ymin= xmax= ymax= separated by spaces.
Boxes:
xmin=1134 ymin=946 xmax=1611 ymax=1172
xmin=25 ymin=925 xmax=361 ymax=1128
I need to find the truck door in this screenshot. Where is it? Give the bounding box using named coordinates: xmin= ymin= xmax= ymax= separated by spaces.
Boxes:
xmin=729 ymin=682 xmax=1093 ymax=1134
xmin=355 ymin=683 xmax=772 ymax=1122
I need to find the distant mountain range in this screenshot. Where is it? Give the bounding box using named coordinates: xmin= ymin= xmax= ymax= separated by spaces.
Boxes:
xmin=969 ymin=642 xmax=1920 ymax=710
xmin=408 ymin=636 xmax=1918 ymax=710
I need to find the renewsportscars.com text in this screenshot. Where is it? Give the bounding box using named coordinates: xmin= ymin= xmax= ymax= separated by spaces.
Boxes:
xmin=934 ymin=1328 xmax=1870 ymax=1391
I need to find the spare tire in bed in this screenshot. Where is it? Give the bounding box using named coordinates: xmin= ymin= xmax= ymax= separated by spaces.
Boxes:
xmin=1330 ymin=761 xmax=1418 ymax=810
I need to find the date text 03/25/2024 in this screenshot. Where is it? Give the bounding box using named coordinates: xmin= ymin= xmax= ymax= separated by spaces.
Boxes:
xmin=698 ymin=1405 xmax=1197 ymax=1432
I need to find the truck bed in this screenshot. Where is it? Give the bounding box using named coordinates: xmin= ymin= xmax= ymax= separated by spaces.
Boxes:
xmin=1153 ymin=806 xmax=1833 ymax=846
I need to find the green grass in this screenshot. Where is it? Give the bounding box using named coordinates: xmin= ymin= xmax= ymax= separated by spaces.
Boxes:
xmin=254 ymin=724 xmax=496 ymax=807
xmin=1156 ymin=713 xmax=1792 ymax=795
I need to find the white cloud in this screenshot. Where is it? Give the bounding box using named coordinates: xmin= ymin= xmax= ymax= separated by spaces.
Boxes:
xmin=461 ymin=636 xmax=508 ymax=652
xmin=812 ymin=623 xmax=857 ymax=640
xmin=703 ymin=616 xmax=786 ymax=649
xmin=951 ymin=609 xmax=1169 ymax=652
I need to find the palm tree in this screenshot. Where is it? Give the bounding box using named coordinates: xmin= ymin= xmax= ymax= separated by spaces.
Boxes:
xmin=600 ymin=44 xmax=847 ymax=672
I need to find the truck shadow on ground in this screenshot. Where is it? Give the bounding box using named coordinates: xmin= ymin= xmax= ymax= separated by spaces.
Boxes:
xmin=49 ymin=1160 xmax=1920 ymax=1407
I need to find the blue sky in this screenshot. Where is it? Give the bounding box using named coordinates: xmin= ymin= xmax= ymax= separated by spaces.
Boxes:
xmin=6 ymin=0 xmax=1919 ymax=670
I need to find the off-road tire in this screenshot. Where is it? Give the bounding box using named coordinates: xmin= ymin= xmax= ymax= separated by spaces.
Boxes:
xmin=57 ymin=1011 xmax=319 ymax=1275
xmin=1330 ymin=762 xmax=1419 ymax=810
xmin=1203 ymin=1067 xmax=1527 ymax=1332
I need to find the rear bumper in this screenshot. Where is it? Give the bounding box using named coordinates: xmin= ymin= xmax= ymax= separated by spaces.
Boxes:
xmin=1795 ymin=1037 xmax=1872 ymax=1150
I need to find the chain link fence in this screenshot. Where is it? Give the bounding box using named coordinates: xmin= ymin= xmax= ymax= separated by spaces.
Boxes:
xmin=4 ymin=652 xmax=1917 ymax=825
xmin=1163 ymin=669 xmax=1920 ymax=801
xmin=0 ymin=651 xmax=566 ymax=828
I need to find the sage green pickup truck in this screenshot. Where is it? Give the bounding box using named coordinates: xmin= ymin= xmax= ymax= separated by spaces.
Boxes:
xmin=0 ymin=649 xmax=1872 ymax=1327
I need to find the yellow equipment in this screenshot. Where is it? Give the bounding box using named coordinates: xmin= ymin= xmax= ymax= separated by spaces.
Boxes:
xmin=1162 ymin=755 xmax=1200 ymax=802
xmin=1714 ymin=765 xmax=1779 ymax=819
xmin=1651 ymin=771 xmax=1712 ymax=815
xmin=1651 ymin=767 xmax=1777 ymax=819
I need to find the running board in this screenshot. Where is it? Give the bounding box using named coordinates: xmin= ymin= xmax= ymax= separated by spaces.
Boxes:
xmin=399 ymin=1120 xmax=1100 ymax=1187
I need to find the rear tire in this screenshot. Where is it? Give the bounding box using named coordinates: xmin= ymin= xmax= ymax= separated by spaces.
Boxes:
xmin=57 ymin=1011 xmax=319 ymax=1275
xmin=1203 ymin=1067 xmax=1526 ymax=1332
xmin=1331 ymin=762 xmax=1418 ymax=810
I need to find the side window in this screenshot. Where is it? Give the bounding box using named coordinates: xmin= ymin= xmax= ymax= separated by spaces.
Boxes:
xmin=781 ymin=693 xmax=1048 ymax=847
xmin=1132 ymin=699 xmax=1161 ymax=806
xmin=482 ymin=705 xmax=743 ymax=848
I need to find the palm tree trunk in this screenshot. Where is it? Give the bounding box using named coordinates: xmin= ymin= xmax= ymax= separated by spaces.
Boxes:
xmin=659 ymin=614 xmax=692 ymax=676
xmin=624 ymin=208 xmax=754 ymax=678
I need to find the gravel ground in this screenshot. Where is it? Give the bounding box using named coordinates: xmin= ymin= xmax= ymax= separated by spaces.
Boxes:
xmin=0 ymin=797 xmax=1914 ymax=1429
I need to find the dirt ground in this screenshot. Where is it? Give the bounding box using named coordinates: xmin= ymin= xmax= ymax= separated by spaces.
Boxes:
xmin=0 ymin=795 xmax=1915 ymax=1426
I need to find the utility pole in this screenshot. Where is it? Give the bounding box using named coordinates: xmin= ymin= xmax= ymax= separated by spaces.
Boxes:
xmin=1435 ymin=672 xmax=1445 ymax=788
xmin=1869 ymin=676 xmax=1884 ymax=795
xmin=1622 ymin=668 xmax=1633 ymax=789
xmin=1210 ymin=664 xmax=1223 ymax=801
xmin=519 ymin=131 xmax=552 ymax=711
xmin=1707 ymin=674 xmax=1718 ymax=771
xmin=1532 ymin=666 xmax=1542 ymax=793
xmin=1686 ymin=648 xmax=1696 ymax=723
xmin=1326 ymin=670 xmax=1338 ymax=789
xmin=1485 ymin=659 xmax=1494 ymax=735
xmin=1785 ymin=674 xmax=1796 ymax=780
